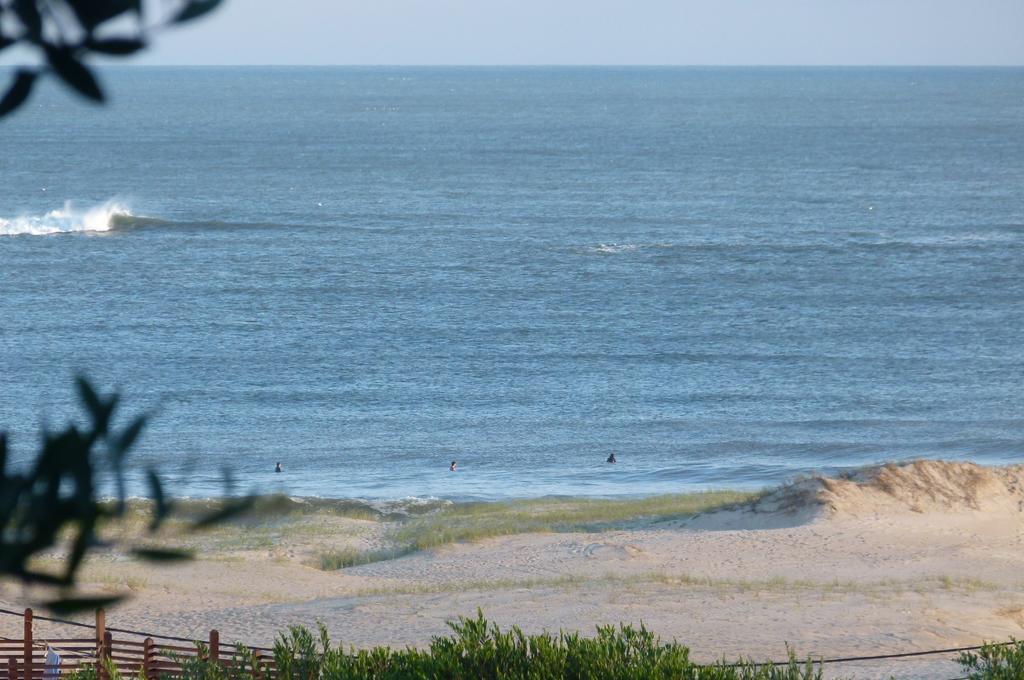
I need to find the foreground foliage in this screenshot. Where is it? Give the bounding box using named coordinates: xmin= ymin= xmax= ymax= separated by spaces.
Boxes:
xmin=958 ymin=639 xmax=1024 ymax=680
xmin=0 ymin=378 xmax=250 ymax=612
xmin=60 ymin=614 xmax=826 ymax=679
xmin=0 ymin=0 xmax=223 ymax=117
xmin=61 ymin=614 xmax=1024 ymax=679
xmin=102 ymin=613 xmax=823 ymax=680
xmin=270 ymin=614 xmax=827 ymax=680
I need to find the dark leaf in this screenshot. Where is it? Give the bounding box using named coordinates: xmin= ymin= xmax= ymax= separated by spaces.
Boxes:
xmin=0 ymin=380 xmax=166 ymax=606
xmin=20 ymin=570 xmax=67 ymax=586
xmin=0 ymin=36 xmax=14 ymax=52
xmin=45 ymin=596 xmax=124 ymax=615
xmin=76 ymin=377 xmax=103 ymax=419
xmin=64 ymin=514 xmax=98 ymax=583
xmin=0 ymin=70 xmax=37 ymax=118
xmin=173 ymin=0 xmax=223 ymax=24
xmin=45 ymin=46 xmax=104 ymax=102
xmin=66 ymin=0 xmax=139 ymax=29
xmin=86 ymin=537 xmax=114 ymax=550
xmin=147 ymin=468 xmax=172 ymax=531
xmin=113 ymin=414 xmax=146 ymax=459
xmin=190 ymin=496 xmax=254 ymax=531
xmin=85 ymin=37 xmax=147 ymax=55
xmin=76 ymin=376 xmax=116 ymax=435
xmin=131 ymin=547 xmax=193 ymax=562
xmin=14 ymin=0 xmax=42 ymax=37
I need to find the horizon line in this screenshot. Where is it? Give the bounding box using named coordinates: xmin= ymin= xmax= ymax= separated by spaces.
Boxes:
xmin=80 ymin=62 xmax=1024 ymax=69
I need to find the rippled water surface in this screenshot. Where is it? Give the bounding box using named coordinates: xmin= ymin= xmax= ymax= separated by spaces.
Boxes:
xmin=1 ymin=67 xmax=1022 ymax=499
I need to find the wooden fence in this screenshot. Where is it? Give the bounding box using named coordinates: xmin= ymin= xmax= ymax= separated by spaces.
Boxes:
xmin=0 ymin=609 xmax=277 ymax=679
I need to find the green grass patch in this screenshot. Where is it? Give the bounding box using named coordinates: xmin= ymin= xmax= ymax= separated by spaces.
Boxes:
xmin=308 ymin=491 xmax=757 ymax=570
xmin=318 ymin=546 xmax=415 ymax=570
xmin=392 ymin=490 xmax=758 ymax=552
xmin=110 ymin=492 xmax=760 ymax=571
xmin=342 ymin=572 xmax=1002 ymax=598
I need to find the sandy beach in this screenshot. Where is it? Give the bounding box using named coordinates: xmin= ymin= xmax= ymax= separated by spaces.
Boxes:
xmin=3 ymin=460 xmax=1022 ymax=680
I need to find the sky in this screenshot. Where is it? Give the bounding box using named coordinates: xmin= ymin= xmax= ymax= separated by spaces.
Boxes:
xmin=130 ymin=0 xmax=1024 ymax=66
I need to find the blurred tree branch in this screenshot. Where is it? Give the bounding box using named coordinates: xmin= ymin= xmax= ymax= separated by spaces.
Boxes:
xmin=0 ymin=377 xmax=252 ymax=613
xmin=0 ymin=0 xmax=223 ymax=117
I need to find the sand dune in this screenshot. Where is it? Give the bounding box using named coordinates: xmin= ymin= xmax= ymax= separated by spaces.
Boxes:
xmin=688 ymin=459 xmax=1024 ymax=530
xmin=818 ymin=460 xmax=1024 ymax=517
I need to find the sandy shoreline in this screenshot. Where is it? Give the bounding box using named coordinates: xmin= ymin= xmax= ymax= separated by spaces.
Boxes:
xmin=3 ymin=460 xmax=1022 ymax=680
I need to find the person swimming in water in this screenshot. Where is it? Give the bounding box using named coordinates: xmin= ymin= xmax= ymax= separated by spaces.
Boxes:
xmin=449 ymin=460 xmax=457 ymax=472
xmin=606 ymin=453 xmax=617 ymax=464
xmin=275 ymin=462 xmax=283 ymax=473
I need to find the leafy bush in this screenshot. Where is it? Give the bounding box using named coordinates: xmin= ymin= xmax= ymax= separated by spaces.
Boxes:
xmin=175 ymin=643 xmax=269 ymax=680
xmin=958 ymin=639 xmax=1024 ymax=680
xmin=64 ymin=657 xmax=115 ymax=680
xmin=63 ymin=664 xmax=100 ymax=680
xmin=269 ymin=611 xmax=829 ymax=680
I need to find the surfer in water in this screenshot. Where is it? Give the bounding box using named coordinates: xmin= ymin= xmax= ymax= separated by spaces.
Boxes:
xmin=606 ymin=453 xmax=617 ymax=464
xmin=450 ymin=460 xmax=457 ymax=472
xmin=275 ymin=462 xmax=283 ymax=473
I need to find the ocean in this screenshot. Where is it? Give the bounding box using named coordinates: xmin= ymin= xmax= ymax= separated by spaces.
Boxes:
xmin=1 ymin=67 xmax=1022 ymax=501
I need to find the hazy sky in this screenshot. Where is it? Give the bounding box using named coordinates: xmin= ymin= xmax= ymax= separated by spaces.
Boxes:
xmin=135 ymin=0 xmax=1024 ymax=65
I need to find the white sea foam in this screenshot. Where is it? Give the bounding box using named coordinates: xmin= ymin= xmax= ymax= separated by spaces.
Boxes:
xmin=588 ymin=242 xmax=675 ymax=254
xmin=592 ymin=243 xmax=640 ymax=254
xmin=0 ymin=200 xmax=132 ymax=236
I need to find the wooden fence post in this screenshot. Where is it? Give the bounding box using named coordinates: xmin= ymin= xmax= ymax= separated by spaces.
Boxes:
xmin=95 ymin=610 xmax=105 ymax=650
xmin=23 ymin=609 xmax=32 ymax=680
xmin=7 ymin=656 xmax=16 ymax=680
xmin=209 ymin=630 xmax=219 ymax=665
xmin=95 ymin=608 xmax=106 ymax=680
xmin=98 ymin=631 xmax=112 ymax=680
xmin=142 ymin=638 xmax=154 ymax=680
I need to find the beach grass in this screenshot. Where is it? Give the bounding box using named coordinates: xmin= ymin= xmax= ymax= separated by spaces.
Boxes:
xmin=317 ymin=546 xmax=414 ymax=570
xmin=93 ymin=491 xmax=758 ymax=570
xmin=390 ymin=490 xmax=758 ymax=552
xmin=341 ymin=571 xmax=1002 ymax=598
xmin=309 ymin=491 xmax=757 ymax=569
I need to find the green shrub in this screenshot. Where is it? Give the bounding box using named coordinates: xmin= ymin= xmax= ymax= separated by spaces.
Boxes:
xmin=172 ymin=642 xmax=268 ymax=680
xmin=63 ymin=664 xmax=101 ymax=680
xmin=269 ymin=611 xmax=829 ymax=680
xmin=958 ymin=639 xmax=1024 ymax=679
xmin=62 ymin=617 xmax=1024 ymax=679
xmin=60 ymin=612 xmax=836 ymax=680
xmin=64 ymin=658 xmax=119 ymax=680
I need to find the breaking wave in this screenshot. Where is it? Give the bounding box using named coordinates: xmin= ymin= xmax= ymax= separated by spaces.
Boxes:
xmin=0 ymin=200 xmax=136 ymax=236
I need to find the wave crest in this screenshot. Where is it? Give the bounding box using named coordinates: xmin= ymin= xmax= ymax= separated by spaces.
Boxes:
xmin=0 ymin=200 xmax=133 ymax=236
xmin=584 ymin=242 xmax=674 ymax=255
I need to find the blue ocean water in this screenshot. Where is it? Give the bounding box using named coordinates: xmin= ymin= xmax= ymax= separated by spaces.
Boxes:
xmin=1 ymin=67 xmax=1022 ymax=500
